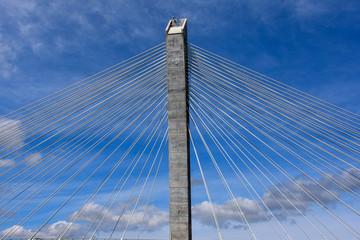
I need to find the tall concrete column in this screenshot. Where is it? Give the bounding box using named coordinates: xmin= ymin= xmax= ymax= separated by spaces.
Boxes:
xmin=165 ymin=19 xmax=191 ymax=240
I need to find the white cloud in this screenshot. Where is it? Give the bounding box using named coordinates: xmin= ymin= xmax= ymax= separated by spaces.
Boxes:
xmin=0 ymin=201 xmax=168 ymax=238
xmin=193 ymin=169 xmax=360 ymax=228
xmin=193 ymin=197 xmax=266 ymax=229
xmin=72 ymin=201 xmax=119 ymax=226
xmin=43 ymin=221 xmax=83 ymax=237
xmin=24 ymin=152 xmax=42 ymax=165
xmin=0 ymin=118 xmax=24 ymax=150
xmin=262 ymin=168 xmax=360 ymax=216
xmin=0 ymin=225 xmax=34 ymax=238
xmin=0 ymin=221 xmax=82 ymax=238
xmin=1 ymin=169 xmax=358 ymax=236
xmin=0 ymin=35 xmax=17 ymax=79
xmin=0 ymin=0 xmax=161 ymax=56
xmin=120 ymin=205 xmax=168 ymax=231
xmin=72 ymin=202 xmax=168 ymax=232
xmin=0 ymin=158 xmax=15 ymax=168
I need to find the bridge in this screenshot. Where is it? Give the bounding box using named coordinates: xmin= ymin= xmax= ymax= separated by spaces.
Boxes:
xmin=0 ymin=19 xmax=359 ymax=240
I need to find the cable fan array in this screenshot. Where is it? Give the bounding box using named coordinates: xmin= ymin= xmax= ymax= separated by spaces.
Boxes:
xmin=0 ymin=41 xmax=359 ymax=240
xmin=187 ymin=43 xmax=360 ymax=240
xmin=0 ymin=43 xmax=168 ymax=239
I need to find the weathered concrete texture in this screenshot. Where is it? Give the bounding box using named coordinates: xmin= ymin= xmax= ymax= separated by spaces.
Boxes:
xmin=166 ymin=19 xmax=191 ymax=240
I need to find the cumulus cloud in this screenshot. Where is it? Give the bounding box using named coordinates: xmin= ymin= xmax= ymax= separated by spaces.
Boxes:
xmin=193 ymin=168 xmax=360 ymax=228
xmin=43 ymin=221 xmax=83 ymax=238
xmin=0 ymin=225 xmax=34 ymax=238
xmin=0 ymin=221 xmax=82 ymax=238
xmin=72 ymin=202 xmax=168 ymax=233
xmin=0 ymin=202 xmax=168 ymax=238
xmin=71 ymin=201 xmax=119 ymax=228
xmin=263 ymin=168 xmax=360 ymax=217
xmin=193 ymin=197 xmax=266 ymax=229
xmin=0 ymin=118 xmax=24 ymax=150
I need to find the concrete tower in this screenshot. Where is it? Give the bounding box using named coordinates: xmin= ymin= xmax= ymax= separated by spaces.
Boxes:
xmin=165 ymin=19 xmax=192 ymax=240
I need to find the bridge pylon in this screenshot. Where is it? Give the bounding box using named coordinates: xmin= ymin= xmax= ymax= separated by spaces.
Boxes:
xmin=165 ymin=18 xmax=192 ymax=240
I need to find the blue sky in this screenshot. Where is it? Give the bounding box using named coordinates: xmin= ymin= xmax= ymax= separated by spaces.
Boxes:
xmin=0 ymin=0 xmax=359 ymax=115
xmin=0 ymin=0 xmax=360 ymax=239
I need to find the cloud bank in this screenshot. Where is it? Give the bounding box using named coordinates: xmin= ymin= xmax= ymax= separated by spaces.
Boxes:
xmin=1 ymin=202 xmax=168 ymax=238
xmin=192 ymin=168 xmax=360 ymax=228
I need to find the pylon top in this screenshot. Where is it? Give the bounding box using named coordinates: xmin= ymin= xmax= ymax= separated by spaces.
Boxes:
xmin=165 ymin=18 xmax=187 ymax=35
